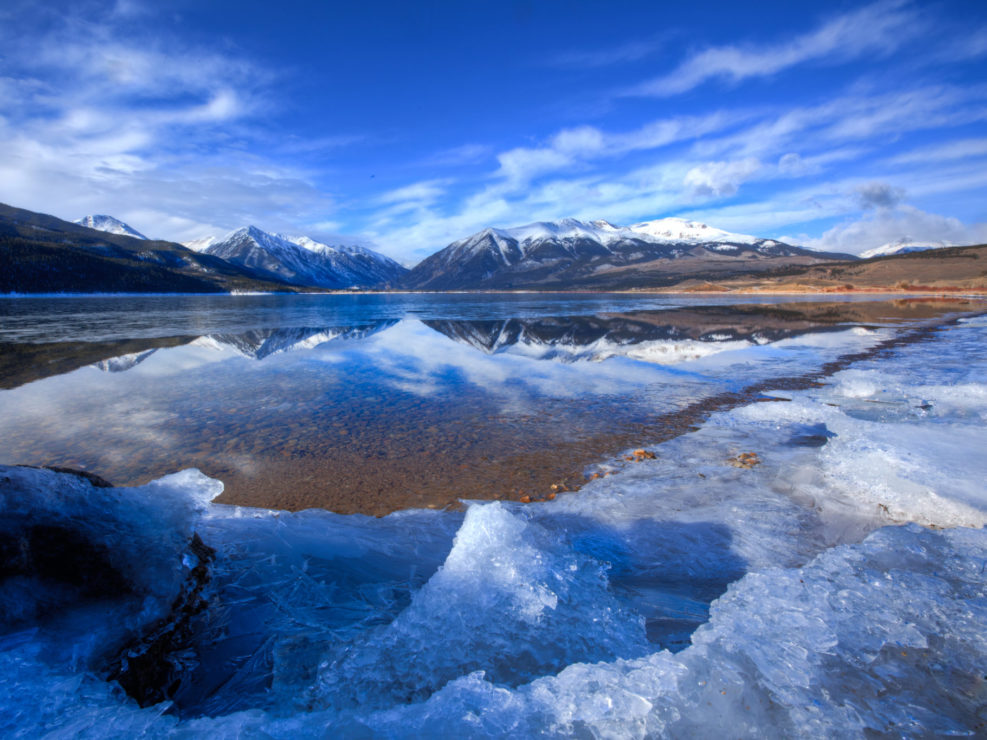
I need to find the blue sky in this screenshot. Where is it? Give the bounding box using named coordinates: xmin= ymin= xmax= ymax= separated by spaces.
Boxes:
xmin=1 ymin=0 xmax=985 ymax=262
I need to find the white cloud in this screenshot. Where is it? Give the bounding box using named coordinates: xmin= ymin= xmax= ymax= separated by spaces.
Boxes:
xmin=773 ymin=149 xmax=864 ymax=178
xmin=692 ymin=85 xmax=987 ymax=163
xmin=495 ymin=146 xmax=574 ymax=184
xmin=684 ymin=158 xmax=761 ymax=198
xmin=2 ymin=0 xmax=984 ymax=263
xmin=364 ymin=82 xmax=987 ymax=258
xmin=627 ymin=0 xmax=920 ymax=97
xmin=551 ymin=126 xmax=606 ymax=155
xmin=0 ymin=2 xmax=344 ymax=242
xmin=804 ymin=205 xmax=987 ymax=254
xmin=491 ymin=112 xmax=748 ymax=187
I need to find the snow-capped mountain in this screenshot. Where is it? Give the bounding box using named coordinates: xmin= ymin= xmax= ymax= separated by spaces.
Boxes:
xmin=860 ymin=238 xmax=953 ymax=259
xmin=188 ymin=226 xmax=407 ymax=289
xmin=284 ymin=234 xmax=409 ymax=287
xmin=74 ymin=214 xmax=148 ymax=240
xmin=402 ymin=217 xmax=854 ymax=290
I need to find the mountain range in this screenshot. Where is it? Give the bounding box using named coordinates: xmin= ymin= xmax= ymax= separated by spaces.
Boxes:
xmin=2 ymin=201 xmax=979 ymax=294
xmin=0 ymin=203 xmax=291 ymax=294
xmin=402 ymin=217 xmax=856 ymax=290
xmin=186 ymin=226 xmax=407 ymax=289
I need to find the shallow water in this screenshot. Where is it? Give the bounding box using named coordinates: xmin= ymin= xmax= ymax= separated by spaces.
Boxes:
xmin=1 ymin=294 xmax=981 ymax=514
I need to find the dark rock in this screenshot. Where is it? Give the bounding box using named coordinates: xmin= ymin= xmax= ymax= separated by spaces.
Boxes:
xmin=106 ymin=533 xmax=215 ymax=707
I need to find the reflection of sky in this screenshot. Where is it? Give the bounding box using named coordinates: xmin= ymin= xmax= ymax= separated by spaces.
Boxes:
xmin=0 ymin=316 xmax=893 ymax=474
xmin=346 ymin=321 xmax=700 ymax=407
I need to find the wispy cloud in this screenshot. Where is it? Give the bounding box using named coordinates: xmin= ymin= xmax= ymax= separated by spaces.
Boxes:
xmin=625 ymin=0 xmax=920 ymax=97
xmin=492 ymin=111 xmax=749 ymax=186
xmin=888 ymin=138 xmax=987 ymax=165
xmin=2 ymin=0 xmax=984 ymax=261
xmin=422 ymin=144 xmax=494 ymax=167
xmin=374 ymin=179 xmax=443 ymax=204
xmin=0 ymin=1 xmax=344 ymax=242
xmin=363 ymin=73 xmax=987 ymax=258
xmin=549 ymin=35 xmax=668 ymax=69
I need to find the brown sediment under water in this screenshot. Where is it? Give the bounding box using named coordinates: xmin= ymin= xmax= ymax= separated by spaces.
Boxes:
xmin=0 ymin=295 xmax=983 ymax=515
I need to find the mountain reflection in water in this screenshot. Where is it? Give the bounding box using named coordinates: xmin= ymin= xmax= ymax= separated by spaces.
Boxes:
xmin=0 ymin=298 xmax=981 ymax=515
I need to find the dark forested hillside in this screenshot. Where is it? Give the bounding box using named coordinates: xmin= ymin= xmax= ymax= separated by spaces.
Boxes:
xmin=0 ymin=203 xmax=295 ymax=294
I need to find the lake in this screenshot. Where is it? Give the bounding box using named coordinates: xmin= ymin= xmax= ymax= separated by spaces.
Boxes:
xmin=1 ymin=293 xmax=980 ymax=514
xmin=2 ymin=293 xmax=987 ymax=734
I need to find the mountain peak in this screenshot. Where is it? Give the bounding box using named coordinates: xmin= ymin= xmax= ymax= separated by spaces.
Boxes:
xmin=628 ymin=217 xmax=758 ymax=245
xmin=75 ymin=214 xmax=148 ymax=240
xmin=228 ymin=225 xmax=272 ymax=240
xmin=196 ymin=224 xmax=407 ymax=289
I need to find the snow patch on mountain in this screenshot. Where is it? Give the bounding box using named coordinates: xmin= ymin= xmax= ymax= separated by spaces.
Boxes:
xmin=182 ymin=236 xmax=220 ymax=252
xmin=627 ymin=217 xmax=761 ymax=245
xmin=74 ymin=215 xmax=148 ymax=240
xmin=453 ymin=217 xmax=801 ymax=260
xmin=191 ymin=225 xmax=407 ymax=289
xmin=481 ymin=217 xmax=763 ymax=250
xmin=860 ymin=238 xmax=953 ymax=259
xmin=493 ymin=218 xmax=624 ymax=245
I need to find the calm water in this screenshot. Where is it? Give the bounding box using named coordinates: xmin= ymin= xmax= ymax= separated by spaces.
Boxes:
xmin=1 ymin=293 xmax=981 ymax=514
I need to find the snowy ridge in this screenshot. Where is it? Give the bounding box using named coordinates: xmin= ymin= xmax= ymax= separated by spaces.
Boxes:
xmin=282 ymin=234 xmax=407 ymax=282
xmin=489 ymin=217 xmax=765 ymax=251
xmin=629 ymin=217 xmax=762 ymax=245
xmin=193 ymin=225 xmax=407 ymax=289
xmin=74 ymin=214 xmax=148 ymax=240
xmin=491 ymin=218 xmax=623 ymax=246
xmin=405 ymin=216 xmax=837 ymax=289
xmin=182 ymin=235 xmax=219 ymax=252
xmin=288 ymin=234 xmax=383 ymax=259
xmin=860 ymin=238 xmax=953 ymax=259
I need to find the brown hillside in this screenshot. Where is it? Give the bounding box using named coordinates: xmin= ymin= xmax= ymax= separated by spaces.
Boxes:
xmin=659 ymin=244 xmax=987 ymax=294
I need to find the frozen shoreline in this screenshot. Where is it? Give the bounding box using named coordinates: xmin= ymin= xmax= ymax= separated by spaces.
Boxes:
xmin=2 ymin=315 xmax=986 ymax=736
